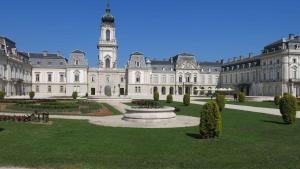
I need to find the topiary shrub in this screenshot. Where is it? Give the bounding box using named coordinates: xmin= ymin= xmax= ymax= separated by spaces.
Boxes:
xmin=153 ymin=91 xmax=159 ymax=101
xmin=238 ymin=92 xmax=245 ymax=103
xmin=279 ymin=94 xmax=297 ymax=124
xmin=29 ymin=91 xmax=35 ymax=100
xmin=72 ymin=91 xmax=78 ymax=100
xmin=166 ymin=94 xmax=173 ymax=103
xmin=0 ymin=91 xmax=5 ymax=100
xmin=274 ymin=95 xmax=281 ymax=105
xmin=183 ymin=94 xmax=190 ymax=106
xmin=216 ymin=94 xmax=225 ymax=112
xmin=199 ymin=101 xmax=222 ymax=139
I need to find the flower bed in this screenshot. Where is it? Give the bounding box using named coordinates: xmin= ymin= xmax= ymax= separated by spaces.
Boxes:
xmin=131 ymin=100 xmax=162 ymax=109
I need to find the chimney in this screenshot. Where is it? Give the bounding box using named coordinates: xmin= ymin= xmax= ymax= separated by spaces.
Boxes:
xmin=228 ymin=58 xmax=232 ymax=63
xmin=220 ymin=59 xmax=224 ymax=64
xmin=239 ymin=55 xmax=243 ymax=60
xmin=43 ymin=51 xmax=48 ymax=56
xmin=233 ymin=57 xmax=236 ymax=62
xmin=289 ymin=34 xmax=295 ymax=40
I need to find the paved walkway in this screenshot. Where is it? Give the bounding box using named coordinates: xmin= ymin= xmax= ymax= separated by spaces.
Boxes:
xmin=190 ymin=100 xmax=300 ymax=118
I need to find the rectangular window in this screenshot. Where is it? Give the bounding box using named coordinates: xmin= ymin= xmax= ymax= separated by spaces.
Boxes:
xmin=194 ymin=77 xmax=197 ymax=83
xmin=36 ymin=85 xmax=39 ymax=93
xmin=35 ymin=74 xmax=40 ymax=82
xmin=75 ymin=60 xmax=79 ymax=65
xmin=48 ymin=73 xmax=52 ymax=82
xmin=162 ymin=76 xmax=166 ymax=83
xmin=60 ymin=86 xmax=64 ymax=93
xmin=121 ymin=77 xmax=124 ymax=83
xmin=48 ymin=86 xmax=52 ymax=93
xmin=60 ymin=73 xmax=64 ymax=82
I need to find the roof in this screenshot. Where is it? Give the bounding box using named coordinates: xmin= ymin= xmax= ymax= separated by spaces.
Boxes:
xmin=72 ymin=50 xmax=85 ymax=55
xmin=199 ymin=61 xmax=222 ymax=67
xmin=151 ymin=60 xmax=172 ymax=65
xmin=131 ymin=51 xmax=144 ymax=56
xmin=28 ymin=52 xmax=65 ymax=60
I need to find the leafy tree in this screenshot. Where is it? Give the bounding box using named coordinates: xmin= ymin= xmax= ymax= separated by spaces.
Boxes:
xmin=0 ymin=91 xmax=5 ymax=100
xmin=29 ymin=91 xmax=35 ymax=100
xmin=274 ymin=95 xmax=281 ymax=105
xmin=279 ymin=93 xmax=297 ymax=124
xmin=238 ymin=92 xmax=245 ymax=103
xmin=199 ymin=101 xmax=222 ymax=139
xmin=166 ymin=94 xmax=173 ymax=103
xmin=183 ymin=94 xmax=190 ymax=106
xmin=72 ymin=91 xmax=78 ymax=100
xmin=153 ymin=91 xmax=160 ymax=101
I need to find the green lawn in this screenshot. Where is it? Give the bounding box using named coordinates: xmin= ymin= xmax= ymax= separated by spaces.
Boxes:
xmin=1 ymin=102 xmax=300 ymax=169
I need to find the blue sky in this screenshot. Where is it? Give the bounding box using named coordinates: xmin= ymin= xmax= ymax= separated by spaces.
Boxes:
xmin=1 ymin=0 xmax=299 ymax=67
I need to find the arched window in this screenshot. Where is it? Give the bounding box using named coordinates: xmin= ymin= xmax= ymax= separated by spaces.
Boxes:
xmin=179 ymin=75 xmax=183 ymax=83
xmin=293 ymin=68 xmax=297 ymax=79
xmin=106 ymin=29 xmax=111 ymax=41
xmin=105 ymin=58 xmax=111 ymax=68
xmin=74 ymin=71 xmax=80 ymax=82
xmin=135 ymin=72 xmax=141 ymax=83
xmin=169 ymin=87 xmax=174 ymax=95
xmin=161 ymin=87 xmax=166 ymax=95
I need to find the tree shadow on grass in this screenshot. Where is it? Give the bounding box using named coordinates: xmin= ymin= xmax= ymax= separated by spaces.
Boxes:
xmin=186 ymin=133 xmax=201 ymax=139
xmin=262 ymin=120 xmax=289 ymax=125
xmin=0 ymin=128 xmax=4 ymax=132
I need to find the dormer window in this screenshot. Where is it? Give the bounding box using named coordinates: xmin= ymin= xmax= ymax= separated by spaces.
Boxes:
xmin=75 ymin=60 xmax=79 ymax=65
xmin=48 ymin=62 xmax=52 ymax=65
xmin=60 ymin=62 xmax=64 ymax=65
xmin=162 ymin=67 xmax=165 ymax=71
xmin=106 ymin=29 xmax=111 ymax=41
xmin=37 ymin=61 xmax=41 ymax=65
xmin=136 ymin=61 xmax=140 ymax=67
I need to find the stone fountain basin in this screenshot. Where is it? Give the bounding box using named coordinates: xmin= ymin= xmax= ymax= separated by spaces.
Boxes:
xmin=123 ymin=107 xmax=176 ymax=121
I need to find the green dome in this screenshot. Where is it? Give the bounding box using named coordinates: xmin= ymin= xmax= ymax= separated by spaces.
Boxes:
xmin=102 ymin=8 xmax=114 ymax=23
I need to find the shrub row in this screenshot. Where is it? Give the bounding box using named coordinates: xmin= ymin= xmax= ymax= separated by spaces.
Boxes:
xmin=0 ymin=115 xmax=32 ymax=122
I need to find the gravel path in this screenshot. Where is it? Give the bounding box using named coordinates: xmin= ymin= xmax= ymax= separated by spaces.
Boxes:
xmin=191 ymin=100 xmax=300 ymax=118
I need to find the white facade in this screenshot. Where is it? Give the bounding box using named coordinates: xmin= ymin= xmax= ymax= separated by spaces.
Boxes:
xmin=220 ymin=34 xmax=300 ymax=97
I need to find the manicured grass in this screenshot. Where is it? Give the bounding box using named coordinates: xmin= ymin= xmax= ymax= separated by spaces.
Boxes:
xmin=102 ymin=103 xmax=122 ymax=115
xmin=1 ymin=104 xmax=300 ymax=168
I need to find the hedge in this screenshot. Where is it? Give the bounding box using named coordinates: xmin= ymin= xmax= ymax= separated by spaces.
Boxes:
xmin=166 ymin=94 xmax=173 ymax=103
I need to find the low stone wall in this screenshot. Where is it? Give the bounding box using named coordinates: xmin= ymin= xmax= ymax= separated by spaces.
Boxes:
xmin=123 ymin=107 xmax=176 ymax=122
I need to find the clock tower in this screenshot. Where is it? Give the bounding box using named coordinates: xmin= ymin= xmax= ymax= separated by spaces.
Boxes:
xmin=97 ymin=2 xmax=118 ymax=69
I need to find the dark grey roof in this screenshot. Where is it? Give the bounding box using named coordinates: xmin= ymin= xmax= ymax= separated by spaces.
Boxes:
xmin=151 ymin=60 xmax=172 ymax=65
xmin=28 ymin=53 xmax=65 ymax=60
xmin=131 ymin=51 xmax=144 ymax=56
xmin=199 ymin=61 xmax=222 ymax=67
xmin=72 ymin=50 xmax=85 ymax=54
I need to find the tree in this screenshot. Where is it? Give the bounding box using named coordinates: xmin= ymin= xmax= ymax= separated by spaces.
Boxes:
xmin=279 ymin=93 xmax=297 ymax=124
xmin=29 ymin=91 xmax=35 ymax=100
xmin=238 ymin=92 xmax=245 ymax=103
xmin=199 ymin=101 xmax=222 ymax=139
xmin=0 ymin=91 xmax=5 ymax=100
xmin=274 ymin=95 xmax=281 ymax=105
xmin=153 ymin=91 xmax=159 ymax=101
xmin=166 ymin=94 xmax=173 ymax=103
xmin=183 ymin=94 xmax=190 ymax=106
xmin=216 ymin=94 xmax=225 ymax=112
xmin=72 ymin=91 xmax=78 ymax=100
